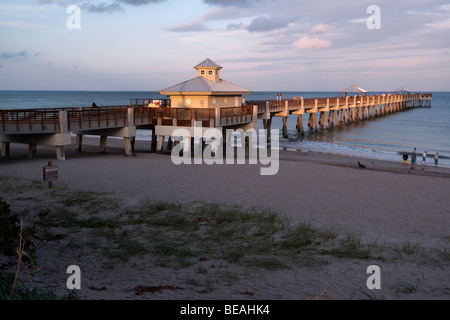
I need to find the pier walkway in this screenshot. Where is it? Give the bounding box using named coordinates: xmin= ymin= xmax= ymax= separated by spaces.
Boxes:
xmin=0 ymin=93 xmax=432 ymax=160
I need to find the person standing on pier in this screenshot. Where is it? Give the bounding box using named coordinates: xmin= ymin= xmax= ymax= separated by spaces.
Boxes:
xmin=402 ymin=152 xmax=408 ymax=168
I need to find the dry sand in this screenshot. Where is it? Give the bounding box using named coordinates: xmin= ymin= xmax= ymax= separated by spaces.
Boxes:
xmin=0 ymin=136 xmax=449 ymax=300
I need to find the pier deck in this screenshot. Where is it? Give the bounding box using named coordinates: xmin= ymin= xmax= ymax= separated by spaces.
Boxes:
xmin=0 ymin=93 xmax=432 ymax=160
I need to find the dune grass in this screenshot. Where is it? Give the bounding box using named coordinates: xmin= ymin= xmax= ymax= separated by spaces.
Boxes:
xmin=1 ymin=175 xmax=449 ymax=299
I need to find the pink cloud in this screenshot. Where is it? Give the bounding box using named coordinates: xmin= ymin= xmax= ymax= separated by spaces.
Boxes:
xmin=292 ymin=36 xmax=332 ymax=49
xmin=310 ymin=24 xmax=332 ymax=34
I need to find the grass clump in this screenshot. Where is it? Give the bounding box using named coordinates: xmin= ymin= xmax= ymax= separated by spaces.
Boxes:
xmin=0 ymin=271 xmax=78 ymax=300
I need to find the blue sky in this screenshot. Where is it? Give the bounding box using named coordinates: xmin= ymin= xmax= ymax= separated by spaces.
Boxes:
xmin=0 ymin=0 xmax=449 ymax=91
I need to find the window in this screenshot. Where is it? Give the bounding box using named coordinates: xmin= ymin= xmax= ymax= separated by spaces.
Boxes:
xmin=201 ymin=70 xmax=205 ymax=75
xmin=209 ymin=70 xmax=213 ymax=75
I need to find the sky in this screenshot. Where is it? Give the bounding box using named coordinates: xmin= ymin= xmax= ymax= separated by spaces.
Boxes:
xmin=0 ymin=0 xmax=449 ymax=92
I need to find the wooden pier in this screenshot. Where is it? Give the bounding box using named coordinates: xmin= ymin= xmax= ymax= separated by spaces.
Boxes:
xmin=246 ymin=92 xmax=432 ymax=138
xmin=0 ymin=93 xmax=432 ymax=160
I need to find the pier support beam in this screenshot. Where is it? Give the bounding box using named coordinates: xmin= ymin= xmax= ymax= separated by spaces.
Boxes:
xmin=267 ymin=116 xmax=273 ymax=142
xmin=56 ymin=146 xmax=66 ymax=161
xmin=123 ymin=137 xmax=133 ymax=156
xmin=74 ymin=124 xmax=137 ymax=156
xmin=151 ymin=128 xmax=157 ymax=153
xmin=76 ymin=134 xmax=83 ymax=152
xmin=293 ymin=99 xmax=305 ymax=135
xmin=308 ymin=113 xmax=318 ymax=131
xmin=282 ymin=117 xmax=288 ymax=138
xmin=28 ymin=144 xmax=37 ymax=160
xmin=100 ymin=136 xmax=107 ymax=154
xmin=1 ymin=142 xmax=10 ymax=157
xmin=0 ymin=133 xmax=71 ymax=160
xmin=296 ymin=115 xmax=304 ymax=135
xmin=157 ymin=136 xmax=165 ymax=153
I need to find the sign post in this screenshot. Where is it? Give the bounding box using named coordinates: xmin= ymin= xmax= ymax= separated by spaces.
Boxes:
xmin=43 ymin=161 xmax=58 ymax=189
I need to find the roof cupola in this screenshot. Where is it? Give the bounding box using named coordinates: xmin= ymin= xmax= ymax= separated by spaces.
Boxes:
xmin=194 ymin=58 xmax=223 ymax=83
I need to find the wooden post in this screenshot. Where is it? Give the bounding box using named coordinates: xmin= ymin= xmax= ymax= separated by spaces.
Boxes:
xmin=43 ymin=161 xmax=58 ymax=189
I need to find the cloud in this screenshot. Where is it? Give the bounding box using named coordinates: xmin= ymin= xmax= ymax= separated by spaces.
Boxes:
xmin=0 ymin=51 xmax=31 ymax=59
xmin=116 ymin=0 xmax=167 ymax=5
xmin=0 ymin=20 xmax=52 ymax=32
xmin=310 ymin=24 xmax=333 ymax=34
xmin=425 ymin=20 xmax=450 ymax=30
xmin=292 ymin=36 xmax=332 ymax=50
xmin=247 ymin=15 xmax=298 ymax=33
xmin=227 ymin=22 xmax=245 ymax=30
xmin=166 ymin=22 xmax=210 ymax=32
xmin=34 ymin=0 xmax=166 ymax=14
xmin=80 ymin=2 xmax=124 ymax=13
xmin=202 ymin=0 xmax=263 ymax=7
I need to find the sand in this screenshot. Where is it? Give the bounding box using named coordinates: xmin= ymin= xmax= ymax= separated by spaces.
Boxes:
xmin=0 ymin=136 xmax=449 ymax=301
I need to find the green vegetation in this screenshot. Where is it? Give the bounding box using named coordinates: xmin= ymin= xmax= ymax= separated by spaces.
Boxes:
xmin=0 ymin=271 xmax=78 ymax=300
xmin=1 ymin=174 xmax=449 ymax=299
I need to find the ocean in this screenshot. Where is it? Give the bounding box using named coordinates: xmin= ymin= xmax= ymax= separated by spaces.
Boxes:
xmin=1 ymin=90 xmax=449 ymax=167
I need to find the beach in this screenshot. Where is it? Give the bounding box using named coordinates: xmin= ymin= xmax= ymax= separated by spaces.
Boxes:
xmin=0 ymin=136 xmax=449 ymax=300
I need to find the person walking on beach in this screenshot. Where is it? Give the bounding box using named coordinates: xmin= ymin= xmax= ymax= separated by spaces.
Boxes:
xmin=402 ymin=152 xmax=408 ymax=168
xmin=435 ymin=152 xmax=439 ymax=167
xmin=422 ymin=151 xmax=427 ymax=165
xmin=411 ymin=152 xmax=417 ymax=170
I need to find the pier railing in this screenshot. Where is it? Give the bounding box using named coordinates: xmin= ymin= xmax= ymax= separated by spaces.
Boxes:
xmin=0 ymin=109 xmax=61 ymax=133
xmin=1 ymin=93 xmax=432 ymax=136
xmin=220 ymin=105 xmax=254 ymax=126
xmin=244 ymin=93 xmax=433 ymax=114
xmin=147 ymin=107 xmax=217 ymax=128
xmin=67 ymin=106 xmax=131 ymax=131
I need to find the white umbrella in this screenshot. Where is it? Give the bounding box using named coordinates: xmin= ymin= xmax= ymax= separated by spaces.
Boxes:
xmin=340 ymin=85 xmax=368 ymax=97
xmin=394 ymin=87 xmax=411 ymax=94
